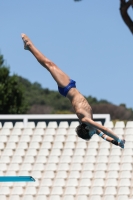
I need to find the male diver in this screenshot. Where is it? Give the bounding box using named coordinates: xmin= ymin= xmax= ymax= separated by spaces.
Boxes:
xmin=21 ymin=33 xmax=125 ymax=149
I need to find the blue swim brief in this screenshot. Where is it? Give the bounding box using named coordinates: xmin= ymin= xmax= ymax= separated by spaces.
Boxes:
xmin=58 ymin=79 xmax=76 ymax=97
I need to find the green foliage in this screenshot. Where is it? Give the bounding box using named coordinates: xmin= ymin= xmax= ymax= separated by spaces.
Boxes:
xmin=86 ymin=96 xmax=110 ymax=105
xmin=119 ymin=103 xmax=126 ymax=108
xmin=86 ymin=96 xmax=98 ymax=105
xmin=0 ymin=53 xmax=133 ymax=119
xmin=0 ymin=54 xmax=28 ymax=114
xmin=17 ymin=75 xmax=133 ymax=119
xmin=18 ymin=76 xmax=73 ymax=114
xmin=52 ymin=110 xmax=73 ymax=114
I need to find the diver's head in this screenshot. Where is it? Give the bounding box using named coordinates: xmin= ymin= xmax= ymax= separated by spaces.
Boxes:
xmin=75 ymin=123 xmax=94 ymax=140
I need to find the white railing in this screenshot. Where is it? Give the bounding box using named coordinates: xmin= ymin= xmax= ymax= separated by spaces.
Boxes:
xmin=0 ymin=114 xmax=110 ymax=127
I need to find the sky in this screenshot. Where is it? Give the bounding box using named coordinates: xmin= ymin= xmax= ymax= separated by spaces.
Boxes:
xmin=0 ymin=0 xmax=133 ymax=109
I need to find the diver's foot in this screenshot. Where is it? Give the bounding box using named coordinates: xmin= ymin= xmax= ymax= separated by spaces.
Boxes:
xmin=21 ymin=33 xmax=33 ymax=50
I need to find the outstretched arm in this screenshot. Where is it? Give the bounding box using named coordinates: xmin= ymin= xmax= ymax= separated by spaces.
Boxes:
xmin=82 ymin=117 xmax=119 ymax=140
xmin=82 ymin=117 xmax=125 ymax=148
xmin=96 ymin=129 xmax=125 ymax=148
xmin=120 ymin=0 xmax=133 ymax=34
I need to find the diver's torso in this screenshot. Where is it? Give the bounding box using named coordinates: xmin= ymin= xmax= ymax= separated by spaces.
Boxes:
xmin=67 ymin=88 xmax=93 ymax=120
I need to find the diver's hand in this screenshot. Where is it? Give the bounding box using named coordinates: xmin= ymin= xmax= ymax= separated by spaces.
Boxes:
xmin=118 ymin=139 xmax=125 ymax=149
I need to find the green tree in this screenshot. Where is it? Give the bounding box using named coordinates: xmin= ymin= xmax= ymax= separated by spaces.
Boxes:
xmin=0 ymin=54 xmax=28 ymax=114
xmin=17 ymin=75 xmax=133 ymax=119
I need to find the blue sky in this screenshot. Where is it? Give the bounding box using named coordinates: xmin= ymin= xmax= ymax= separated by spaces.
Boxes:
xmin=0 ymin=0 xmax=133 ymax=108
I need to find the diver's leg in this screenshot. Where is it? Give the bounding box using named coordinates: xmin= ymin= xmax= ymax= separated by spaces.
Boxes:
xmin=21 ymin=33 xmax=70 ymax=87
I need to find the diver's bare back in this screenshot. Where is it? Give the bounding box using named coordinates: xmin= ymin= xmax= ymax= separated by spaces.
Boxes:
xmin=67 ymin=87 xmax=93 ymax=120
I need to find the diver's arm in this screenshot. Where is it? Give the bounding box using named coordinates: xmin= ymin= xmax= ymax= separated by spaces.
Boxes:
xmin=81 ymin=117 xmax=119 ymax=141
xmin=81 ymin=117 xmax=125 ymax=148
xmin=96 ymin=129 xmax=125 ymax=148
xmin=96 ymin=129 xmax=114 ymax=142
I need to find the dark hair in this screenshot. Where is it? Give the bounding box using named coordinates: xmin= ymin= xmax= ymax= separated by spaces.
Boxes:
xmin=75 ymin=123 xmax=92 ymax=140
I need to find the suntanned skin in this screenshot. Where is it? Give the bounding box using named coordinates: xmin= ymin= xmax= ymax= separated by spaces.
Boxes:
xmin=21 ymin=33 xmax=125 ymax=148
